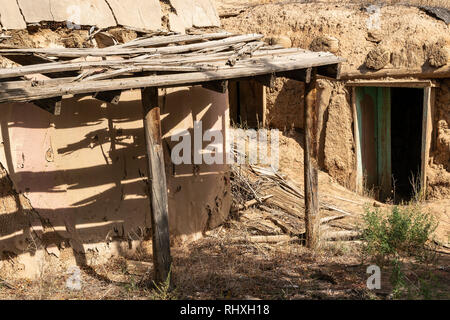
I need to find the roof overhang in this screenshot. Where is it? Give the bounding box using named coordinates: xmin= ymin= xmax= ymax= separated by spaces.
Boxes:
xmin=0 ymin=32 xmax=344 ymax=109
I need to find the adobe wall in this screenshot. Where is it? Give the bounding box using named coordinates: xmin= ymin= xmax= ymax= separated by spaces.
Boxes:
xmin=0 ymin=0 xmax=228 ymax=277
xmin=264 ymin=76 xmax=449 ymax=200
xmin=265 ymin=78 xmax=304 ymax=130
xmin=160 ymin=86 xmax=232 ymax=241
xmin=0 ymin=88 xmax=231 ymax=278
xmin=428 ymin=80 xmax=450 ymax=199
xmin=262 ymin=76 xmax=356 ymax=190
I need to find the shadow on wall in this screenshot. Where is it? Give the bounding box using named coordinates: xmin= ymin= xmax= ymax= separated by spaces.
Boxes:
xmin=0 ymin=87 xmax=231 ymax=271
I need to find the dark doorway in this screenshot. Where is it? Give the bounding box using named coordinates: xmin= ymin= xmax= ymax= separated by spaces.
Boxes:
xmin=355 ymin=86 xmax=425 ymax=202
xmin=391 ymin=88 xmax=423 ymax=202
xmin=228 ymin=80 xmax=265 ymax=128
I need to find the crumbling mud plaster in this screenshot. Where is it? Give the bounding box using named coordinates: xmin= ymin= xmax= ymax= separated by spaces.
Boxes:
xmin=0 ymin=88 xmax=231 ymax=277
xmin=221 ymin=3 xmax=449 ymax=74
xmin=264 ymin=78 xmax=355 ymax=191
xmin=321 ymin=83 xmax=356 ymax=190
xmin=265 ymin=78 xmax=304 ymax=130
xmin=428 ymin=79 xmax=450 ymax=200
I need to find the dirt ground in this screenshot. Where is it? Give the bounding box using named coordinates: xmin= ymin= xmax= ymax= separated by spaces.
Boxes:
xmin=3 ymin=238 xmax=447 ymax=300
xmin=1 ymin=221 xmax=448 ymax=300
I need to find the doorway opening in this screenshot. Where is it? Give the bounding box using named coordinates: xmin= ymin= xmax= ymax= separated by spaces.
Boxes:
xmin=391 ymin=88 xmax=423 ymax=201
xmin=354 ymin=85 xmax=428 ymax=203
xmin=228 ymin=80 xmax=265 ymax=129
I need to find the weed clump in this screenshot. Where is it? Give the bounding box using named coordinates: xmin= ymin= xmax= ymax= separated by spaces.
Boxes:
xmin=362 ymin=205 xmax=437 ymax=264
xmin=361 ymin=205 xmax=440 ymax=299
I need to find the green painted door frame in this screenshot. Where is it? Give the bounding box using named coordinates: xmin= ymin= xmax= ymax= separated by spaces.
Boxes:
xmin=355 ymin=87 xmax=392 ymax=200
xmin=352 ymin=83 xmax=434 ymax=201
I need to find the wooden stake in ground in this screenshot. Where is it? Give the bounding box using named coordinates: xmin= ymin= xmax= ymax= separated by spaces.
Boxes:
xmin=303 ymin=69 xmax=320 ymax=249
xmin=141 ymin=87 xmax=172 ymax=286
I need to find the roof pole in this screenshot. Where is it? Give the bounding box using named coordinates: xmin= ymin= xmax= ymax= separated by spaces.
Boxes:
xmin=303 ymin=68 xmax=320 ymax=249
xmin=141 ymin=87 xmax=173 ymax=288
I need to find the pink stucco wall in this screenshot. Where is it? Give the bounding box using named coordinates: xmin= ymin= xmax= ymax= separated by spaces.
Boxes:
xmin=0 ymin=87 xmax=231 ymax=271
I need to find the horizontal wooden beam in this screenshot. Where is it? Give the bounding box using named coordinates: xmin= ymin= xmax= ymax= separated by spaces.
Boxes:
xmin=93 ymin=90 xmax=122 ymax=104
xmin=32 ymin=97 xmax=62 ymax=115
xmin=3 ymin=54 xmax=82 ymax=79
xmin=0 ymin=55 xmax=344 ymax=103
xmin=201 ymin=80 xmax=228 ymax=93
xmin=255 ymin=73 xmax=276 ymax=88
xmin=317 ymin=63 xmax=341 ymax=80
xmin=345 ymin=80 xmax=439 ymax=88
xmin=340 ymin=64 xmax=450 ymax=80
xmin=277 ymin=67 xmax=312 ymax=83
xmin=228 ymin=73 xmax=276 ymax=88
xmin=107 ymin=32 xmax=232 ymax=49
xmin=4 ymin=54 xmax=52 ymax=66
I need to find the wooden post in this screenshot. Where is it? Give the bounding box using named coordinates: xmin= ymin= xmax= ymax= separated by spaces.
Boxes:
xmin=303 ymin=69 xmax=320 ymax=249
xmin=141 ymin=87 xmax=172 ymax=286
xmin=352 ymin=87 xmax=363 ymax=194
xmin=421 ymin=86 xmax=433 ymax=197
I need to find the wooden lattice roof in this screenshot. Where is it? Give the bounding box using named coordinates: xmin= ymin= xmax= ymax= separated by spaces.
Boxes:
xmin=0 ymin=32 xmax=344 ymax=109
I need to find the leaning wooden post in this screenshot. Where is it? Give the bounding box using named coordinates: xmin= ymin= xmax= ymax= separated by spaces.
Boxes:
xmin=141 ymin=87 xmax=172 ymax=286
xmin=303 ymin=69 xmax=320 ymax=249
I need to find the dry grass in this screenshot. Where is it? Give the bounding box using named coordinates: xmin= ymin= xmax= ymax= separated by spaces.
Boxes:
xmin=1 ymin=214 xmax=448 ymax=300
xmin=0 ymin=236 xmax=367 ymax=300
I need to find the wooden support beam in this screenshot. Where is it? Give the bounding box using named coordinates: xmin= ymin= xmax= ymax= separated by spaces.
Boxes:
xmin=4 ymin=54 xmax=81 ymax=79
xmin=317 ymin=63 xmax=341 ymax=80
xmin=32 ymin=97 xmax=62 ymax=115
xmin=4 ymin=54 xmax=53 ymax=66
xmin=346 ymin=79 xmax=439 ymax=88
xmin=201 ymin=80 xmax=228 ymax=94
xmin=340 ymin=64 xmax=450 ymax=80
xmin=255 ymin=73 xmax=276 ymax=88
xmin=0 ymin=54 xmax=343 ymax=103
xmin=278 ymin=67 xmax=312 ymax=83
xmin=141 ymin=87 xmax=172 ymax=287
xmin=303 ymin=68 xmax=319 ymax=249
xmin=93 ymin=90 xmax=122 ymax=105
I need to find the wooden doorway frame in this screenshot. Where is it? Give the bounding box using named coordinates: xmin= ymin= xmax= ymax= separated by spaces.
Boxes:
xmin=229 ymin=79 xmax=267 ymax=128
xmin=349 ymin=80 xmax=437 ymax=198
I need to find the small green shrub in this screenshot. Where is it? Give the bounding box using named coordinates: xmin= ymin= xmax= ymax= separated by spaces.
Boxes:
xmin=389 ymin=259 xmax=406 ymax=299
xmin=361 ymin=205 xmax=437 ymax=265
xmin=361 ymin=205 xmax=440 ymax=299
xmin=150 ymin=268 xmax=177 ymax=300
